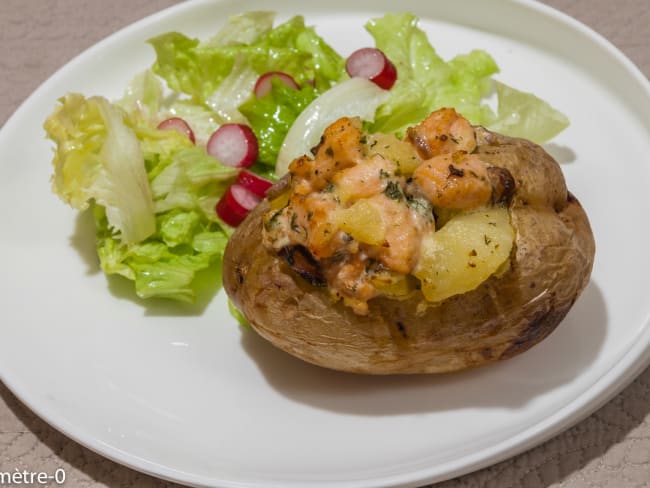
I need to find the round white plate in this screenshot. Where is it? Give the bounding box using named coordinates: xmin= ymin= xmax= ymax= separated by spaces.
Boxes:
xmin=1 ymin=1 xmax=649 ymax=487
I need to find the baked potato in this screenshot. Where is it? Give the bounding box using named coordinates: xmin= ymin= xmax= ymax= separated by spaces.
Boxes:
xmin=223 ymin=108 xmax=595 ymax=374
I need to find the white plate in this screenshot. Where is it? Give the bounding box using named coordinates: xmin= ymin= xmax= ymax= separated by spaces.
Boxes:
xmin=1 ymin=0 xmax=649 ymax=487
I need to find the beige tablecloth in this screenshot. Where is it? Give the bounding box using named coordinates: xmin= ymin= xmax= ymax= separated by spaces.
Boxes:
xmin=1 ymin=1 xmax=649 ymax=486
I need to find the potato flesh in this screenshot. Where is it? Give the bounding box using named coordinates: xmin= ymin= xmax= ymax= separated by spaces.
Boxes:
xmin=414 ymin=207 xmax=514 ymax=302
xmin=332 ymin=198 xmax=386 ymax=246
xmin=362 ymin=133 xmax=421 ymax=175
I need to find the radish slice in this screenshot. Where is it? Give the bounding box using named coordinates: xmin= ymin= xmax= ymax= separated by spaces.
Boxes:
xmin=157 ymin=117 xmax=196 ymax=143
xmin=207 ymin=124 xmax=259 ymax=168
xmin=254 ymin=71 xmax=299 ymax=98
xmin=215 ymin=184 xmax=261 ymax=227
xmin=237 ymin=169 xmax=274 ymax=197
xmin=345 ymin=48 xmax=397 ymax=90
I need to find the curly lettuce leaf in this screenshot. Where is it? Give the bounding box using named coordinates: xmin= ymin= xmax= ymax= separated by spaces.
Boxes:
xmin=484 ymin=81 xmax=570 ymax=143
xmin=366 ymin=13 xmax=567 ymax=142
xmin=366 ymin=13 xmax=498 ymax=135
xmin=45 ymin=93 xmax=155 ymax=244
xmin=90 ymin=138 xmax=235 ymax=302
xmin=203 ymin=11 xmax=275 ymax=47
xmin=94 ymin=206 xmax=228 ymax=302
xmin=119 ymin=69 xmax=224 ymax=145
xmin=46 ymin=88 xmax=237 ymax=302
xmin=148 ymin=13 xmax=345 ymax=102
xmin=150 ymin=145 xmax=237 ymax=215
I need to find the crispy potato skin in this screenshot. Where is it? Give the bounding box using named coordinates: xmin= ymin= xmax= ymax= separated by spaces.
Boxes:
xmin=223 ymin=128 xmax=595 ymax=374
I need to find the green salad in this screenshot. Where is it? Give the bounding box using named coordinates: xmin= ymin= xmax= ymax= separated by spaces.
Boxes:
xmin=44 ymin=11 xmax=568 ymax=303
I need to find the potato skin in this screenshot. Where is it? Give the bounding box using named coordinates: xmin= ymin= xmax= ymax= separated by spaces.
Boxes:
xmin=223 ymin=128 xmax=595 ymax=374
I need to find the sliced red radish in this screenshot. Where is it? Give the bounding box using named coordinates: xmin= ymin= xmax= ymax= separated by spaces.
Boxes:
xmin=207 ymin=124 xmax=259 ymax=168
xmin=345 ymin=48 xmax=397 ymax=90
xmin=254 ymin=71 xmax=299 ymax=98
xmin=237 ymin=169 xmax=274 ymax=198
xmin=216 ymin=184 xmax=261 ymax=227
xmin=157 ymin=117 xmax=196 ymax=143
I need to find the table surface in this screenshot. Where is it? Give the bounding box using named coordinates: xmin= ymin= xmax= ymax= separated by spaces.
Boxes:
xmin=1 ymin=1 xmax=649 ymax=487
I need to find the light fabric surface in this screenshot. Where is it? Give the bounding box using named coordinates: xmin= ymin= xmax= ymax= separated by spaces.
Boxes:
xmin=1 ymin=1 xmax=648 ymax=486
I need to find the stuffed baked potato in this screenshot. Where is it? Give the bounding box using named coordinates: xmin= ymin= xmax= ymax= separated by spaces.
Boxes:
xmin=223 ymin=108 xmax=595 ymax=374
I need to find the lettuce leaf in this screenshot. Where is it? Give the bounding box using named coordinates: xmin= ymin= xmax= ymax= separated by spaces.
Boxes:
xmin=366 ymin=13 xmax=567 ymax=143
xmin=148 ymin=12 xmax=346 ymax=168
xmin=484 ymin=81 xmax=570 ymax=143
xmin=239 ymin=79 xmax=320 ymax=166
xmin=45 ymin=89 xmax=236 ymax=302
xmin=45 ymin=93 xmax=156 ymax=244
xmin=148 ymin=13 xmax=345 ymax=102
xmin=94 ymin=206 xmax=228 ymax=302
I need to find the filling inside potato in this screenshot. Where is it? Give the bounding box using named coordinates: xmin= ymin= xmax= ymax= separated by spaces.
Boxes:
xmin=263 ymin=108 xmax=516 ymax=314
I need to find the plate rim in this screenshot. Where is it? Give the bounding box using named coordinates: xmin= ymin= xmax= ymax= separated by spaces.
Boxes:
xmin=1 ymin=0 xmax=649 ymax=486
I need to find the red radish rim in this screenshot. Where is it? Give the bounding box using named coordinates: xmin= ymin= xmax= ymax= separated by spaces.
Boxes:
xmin=156 ymin=117 xmax=196 ymax=143
xmin=254 ymin=71 xmax=299 ymax=98
xmin=345 ymin=47 xmax=397 ymax=90
xmin=236 ymin=169 xmax=274 ymax=197
xmin=216 ymin=184 xmax=261 ymax=227
xmin=207 ymin=124 xmax=259 ymax=168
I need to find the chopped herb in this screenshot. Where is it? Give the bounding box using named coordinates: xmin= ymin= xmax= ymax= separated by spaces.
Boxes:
xmin=325 ymin=147 xmax=334 ymax=157
xmin=379 ymin=169 xmax=391 ymax=179
xmin=290 ymin=213 xmax=302 ymax=234
xmin=323 ymin=182 xmax=335 ymax=193
xmin=264 ymin=209 xmax=283 ymax=231
xmin=360 ymin=135 xmax=367 ymax=144
xmin=484 ymin=235 xmax=492 ymax=245
xmin=406 ymin=195 xmax=433 ymax=219
xmin=307 ymin=211 xmax=313 ymax=221
xmin=384 ymin=180 xmax=403 ymax=201
xmin=450 ymin=135 xmax=460 ymax=144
